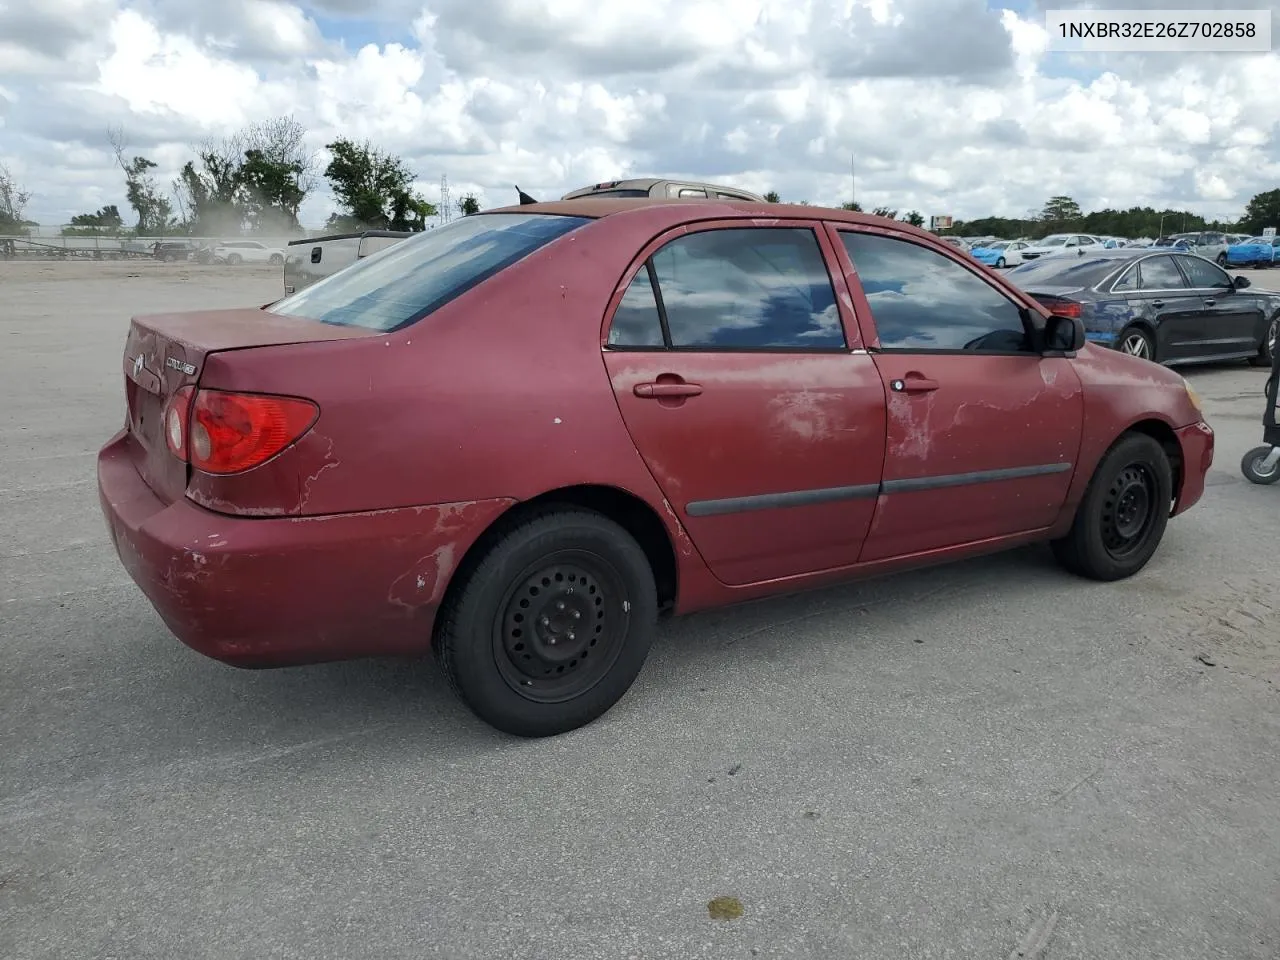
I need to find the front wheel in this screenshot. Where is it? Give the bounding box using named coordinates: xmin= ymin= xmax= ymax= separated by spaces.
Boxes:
xmin=996 ymin=257 xmax=1006 ymax=268
xmin=1051 ymin=432 xmax=1173 ymax=581
xmin=1241 ymin=446 xmax=1280 ymax=485
xmin=434 ymin=509 xmax=658 ymax=737
xmin=226 ymin=254 xmax=242 ymax=265
xmin=1117 ymin=325 xmax=1156 ymax=362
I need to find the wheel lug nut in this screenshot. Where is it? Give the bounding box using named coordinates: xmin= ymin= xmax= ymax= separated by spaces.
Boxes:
xmin=556 ymin=600 xmax=566 ymax=611
xmin=566 ymin=631 xmax=575 ymax=641
xmin=540 ymin=616 xmax=550 ymax=627
xmin=571 ymin=610 xmax=581 ymax=620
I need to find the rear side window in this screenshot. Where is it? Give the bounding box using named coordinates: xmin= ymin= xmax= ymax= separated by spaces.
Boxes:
xmin=621 ymin=227 xmax=844 ymax=350
xmin=270 ymin=213 xmax=591 ymax=332
xmin=1175 ymin=255 xmax=1229 ymax=288
xmin=1137 ymin=256 xmax=1186 ymax=290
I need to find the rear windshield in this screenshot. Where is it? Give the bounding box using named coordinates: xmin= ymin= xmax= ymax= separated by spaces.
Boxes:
xmin=1005 ymin=255 xmax=1123 ymax=287
xmin=270 ymin=213 xmax=591 ymax=331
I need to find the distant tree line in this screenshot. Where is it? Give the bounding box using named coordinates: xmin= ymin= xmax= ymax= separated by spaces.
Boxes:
xmin=55 ymin=118 xmax=484 ymax=238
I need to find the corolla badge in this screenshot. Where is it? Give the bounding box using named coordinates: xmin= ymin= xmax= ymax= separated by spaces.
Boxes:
xmin=165 ymin=356 xmax=197 ymax=376
xmin=132 ymin=354 xmax=144 ymax=378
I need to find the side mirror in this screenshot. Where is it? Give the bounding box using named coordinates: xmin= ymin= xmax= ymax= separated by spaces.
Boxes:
xmin=1044 ymin=314 xmax=1085 ymax=354
xmin=1234 ymin=275 xmax=1251 ymax=289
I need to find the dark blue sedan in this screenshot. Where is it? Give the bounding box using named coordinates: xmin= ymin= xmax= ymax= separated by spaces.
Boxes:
xmin=1005 ymin=248 xmax=1280 ymax=367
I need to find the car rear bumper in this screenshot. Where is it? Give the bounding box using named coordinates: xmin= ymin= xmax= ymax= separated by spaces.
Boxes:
xmin=1172 ymin=420 xmax=1213 ymax=517
xmin=98 ymin=429 xmax=514 ymax=667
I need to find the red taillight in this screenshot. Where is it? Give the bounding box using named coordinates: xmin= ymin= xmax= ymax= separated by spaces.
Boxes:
xmin=164 ymin=385 xmax=195 ymax=459
xmin=1042 ymin=300 xmax=1082 ymax=319
xmin=186 ymin=390 xmax=319 ymax=475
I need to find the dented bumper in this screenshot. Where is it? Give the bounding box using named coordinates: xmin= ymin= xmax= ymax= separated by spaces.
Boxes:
xmin=98 ymin=430 xmax=513 ymax=667
xmin=1172 ymin=419 xmax=1214 ymax=517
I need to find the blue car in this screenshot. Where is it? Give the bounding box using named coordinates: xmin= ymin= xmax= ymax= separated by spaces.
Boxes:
xmin=1225 ymin=236 xmax=1279 ymax=268
xmin=968 ymin=240 xmax=1028 ymax=268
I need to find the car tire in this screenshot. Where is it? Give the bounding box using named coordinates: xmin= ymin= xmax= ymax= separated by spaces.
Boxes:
xmin=1117 ymin=325 xmax=1156 ymax=362
xmin=1248 ymin=314 xmax=1278 ymax=368
xmin=434 ymin=508 xmax=658 ymax=737
xmin=226 ymin=254 xmax=242 ymax=265
xmin=1051 ymin=432 xmax=1173 ymax=582
xmin=996 ymin=257 xmax=1006 ymax=268
xmin=1241 ymin=446 xmax=1280 ymax=485
xmin=1216 ymin=253 xmax=1228 ymax=266
xmin=269 ymin=253 xmax=284 ymax=265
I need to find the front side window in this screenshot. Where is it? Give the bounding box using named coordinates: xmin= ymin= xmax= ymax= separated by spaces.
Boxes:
xmin=1137 ymin=255 xmax=1187 ymax=290
xmin=270 ymin=213 xmax=591 ymax=332
xmin=643 ymin=227 xmax=845 ymax=349
xmin=841 ymin=232 xmax=1032 ymax=353
xmin=1175 ymin=255 xmax=1230 ymax=289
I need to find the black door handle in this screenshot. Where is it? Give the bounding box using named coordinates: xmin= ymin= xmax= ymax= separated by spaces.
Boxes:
xmin=1151 ymin=300 xmax=1164 ymax=308
xmin=1204 ymin=299 xmax=1216 ymax=306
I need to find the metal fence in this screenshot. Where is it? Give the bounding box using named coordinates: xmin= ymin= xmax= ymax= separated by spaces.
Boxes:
xmin=0 ymin=232 xmax=308 ymax=260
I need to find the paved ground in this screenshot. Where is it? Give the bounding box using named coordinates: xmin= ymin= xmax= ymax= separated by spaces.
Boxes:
xmin=3 ymin=260 xmax=1279 ymax=960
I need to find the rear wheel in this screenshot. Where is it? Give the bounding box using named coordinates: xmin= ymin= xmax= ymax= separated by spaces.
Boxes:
xmin=1216 ymin=252 xmax=1228 ymax=266
xmin=1117 ymin=325 xmax=1156 ymax=362
xmin=227 ymin=254 xmax=242 ymax=265
xmin=1248 ymin=314 xmax=1278 ymax=368
xmin=1051 ymin=432 xmax=1173 ymax=581
xmin=1241 ymin=446 xmax=1280 ymax=485
xmin=434 ymin=509 xmax=658 ymax=737
xmin=269 ymin=253 xmax=284 ymax=265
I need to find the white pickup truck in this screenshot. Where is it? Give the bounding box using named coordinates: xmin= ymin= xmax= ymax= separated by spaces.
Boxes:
xmin=282 ymin=230 xmax=412 ymax=294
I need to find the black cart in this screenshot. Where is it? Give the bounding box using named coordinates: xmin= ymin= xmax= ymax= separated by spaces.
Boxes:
xmin=1241 ymin=341 xmax=1280 ymax=484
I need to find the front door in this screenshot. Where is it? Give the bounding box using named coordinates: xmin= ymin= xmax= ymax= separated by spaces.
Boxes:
xmin=829 ymin=225 xmax=1085 ymax=561
xmin=1174 ymin=253 xmax=1265 ymax=359
xmin=602 ymin=221 xmax=887 ymax=586
xmin=1122 ymin=252 xmax=1206 ymax=363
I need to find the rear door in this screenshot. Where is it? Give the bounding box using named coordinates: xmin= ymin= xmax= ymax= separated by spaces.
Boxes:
xmin=1126 ymin=253 xmax=1205 ymax=362
xmin=830 ymin=225 xmax=1084 ymax=560
xmin=602 ymin=220 xmax=887 ymax=586
xmin=1174 ymin=253 xmax=1264 ymax=358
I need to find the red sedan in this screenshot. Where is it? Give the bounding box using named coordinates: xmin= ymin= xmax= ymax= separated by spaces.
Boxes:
xmin=98 ymin=199 xmax=1214 ymax=736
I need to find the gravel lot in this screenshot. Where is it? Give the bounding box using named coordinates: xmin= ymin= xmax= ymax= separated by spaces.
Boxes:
xmin=3 ymin=260 xmax=1279 ymax=960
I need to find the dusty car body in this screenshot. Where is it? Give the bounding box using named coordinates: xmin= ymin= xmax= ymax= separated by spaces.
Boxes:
xmin=98 ymin=199 xmax=1214 ymax=736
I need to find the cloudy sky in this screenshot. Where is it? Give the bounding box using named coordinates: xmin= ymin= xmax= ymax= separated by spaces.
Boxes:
xmin=1 ymin=0 xmax=1278 ymax=228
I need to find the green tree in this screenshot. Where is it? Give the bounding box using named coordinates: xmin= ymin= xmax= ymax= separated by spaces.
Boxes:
xmin=763 ymin=190 xmax=781 ymax=203
xmin=63 ymin=205 xmax=124 ymax=235
xmin=871 ymin=206 xmax=897 ymax=219
xmin=323 ymin=138 xmax=436 ymax=231
xmin=0 ymin=163 xmax=33 ymax=233
xmin=1041 ymin=195 xmax=1082 ymax=223
xmin=840 ymin=200 xmax=863 ymax=212
xmin=458 ymin=193 xmax=481 ymax=216
xmin=1239 ymin=189 xmax=1280 ymax=235
xmin=107 ymin=126 xmax=173 ymax=234
xmin=900 ymin=210 xmax=925 ymax=227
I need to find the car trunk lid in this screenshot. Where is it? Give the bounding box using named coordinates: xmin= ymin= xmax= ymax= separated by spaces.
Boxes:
xmin=121 ymin=307 xmax=374 ymax=504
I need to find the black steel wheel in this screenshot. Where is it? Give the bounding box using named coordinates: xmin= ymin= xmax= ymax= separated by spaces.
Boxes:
xmin=1241 ymin=445 xmax=1280 ymax=485
xmin=435 ymin=508 xmax=658 ymax=737
xmin=1051 ymin=432 xmax=1173 ymax=581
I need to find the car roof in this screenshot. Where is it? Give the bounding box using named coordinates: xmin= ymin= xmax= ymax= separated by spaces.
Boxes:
xmin=486 ymin=197 xmax=938 ymax=234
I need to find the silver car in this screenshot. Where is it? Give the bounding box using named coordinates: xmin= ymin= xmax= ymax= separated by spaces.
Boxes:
xmin=559 ymin=178 xmax=764 ymax=202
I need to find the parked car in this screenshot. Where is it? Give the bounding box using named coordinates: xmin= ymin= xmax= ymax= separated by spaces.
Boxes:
xmin=1007 ymin=248 xmax=1279 ymax=366
xmin=1167 ymin=231 xmax=1229 ymax=265
xmin=939 ymin=236 xmax=971 ymax=252
xmin=971 ymin=239 xmax=1030 ymax=268
xmin=213 ymin=240 xmax=286 ymax=266
xmin=1224 ymin=235 xmax=1279 ymax=268
xmin=152 ymin=240 xmax=194 ymax=262
xmin=558 ymin=178 xmax=764 ymax=201
xmin=283 ymin=230 xmax=412 ymax=294
xmin=1019 ymin=234 xmax=1102 ymax=261
xmin=98 ymin=199 xmax=1214 ymax=737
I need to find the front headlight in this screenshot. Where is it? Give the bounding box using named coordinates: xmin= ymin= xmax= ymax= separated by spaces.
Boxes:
xmin=1184 ymin=380 xmax=1203 ymax=414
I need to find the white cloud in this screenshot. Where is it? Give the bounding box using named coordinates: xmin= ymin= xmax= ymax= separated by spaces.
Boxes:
xmin=1 ymin=0 xmax=1277 ymax=227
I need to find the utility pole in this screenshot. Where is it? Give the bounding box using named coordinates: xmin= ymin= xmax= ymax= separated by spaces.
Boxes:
xmin=850 ymin=155 xmax=856 ymax=208
xmin=439 ymin=173 xmax=452 ymax=225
